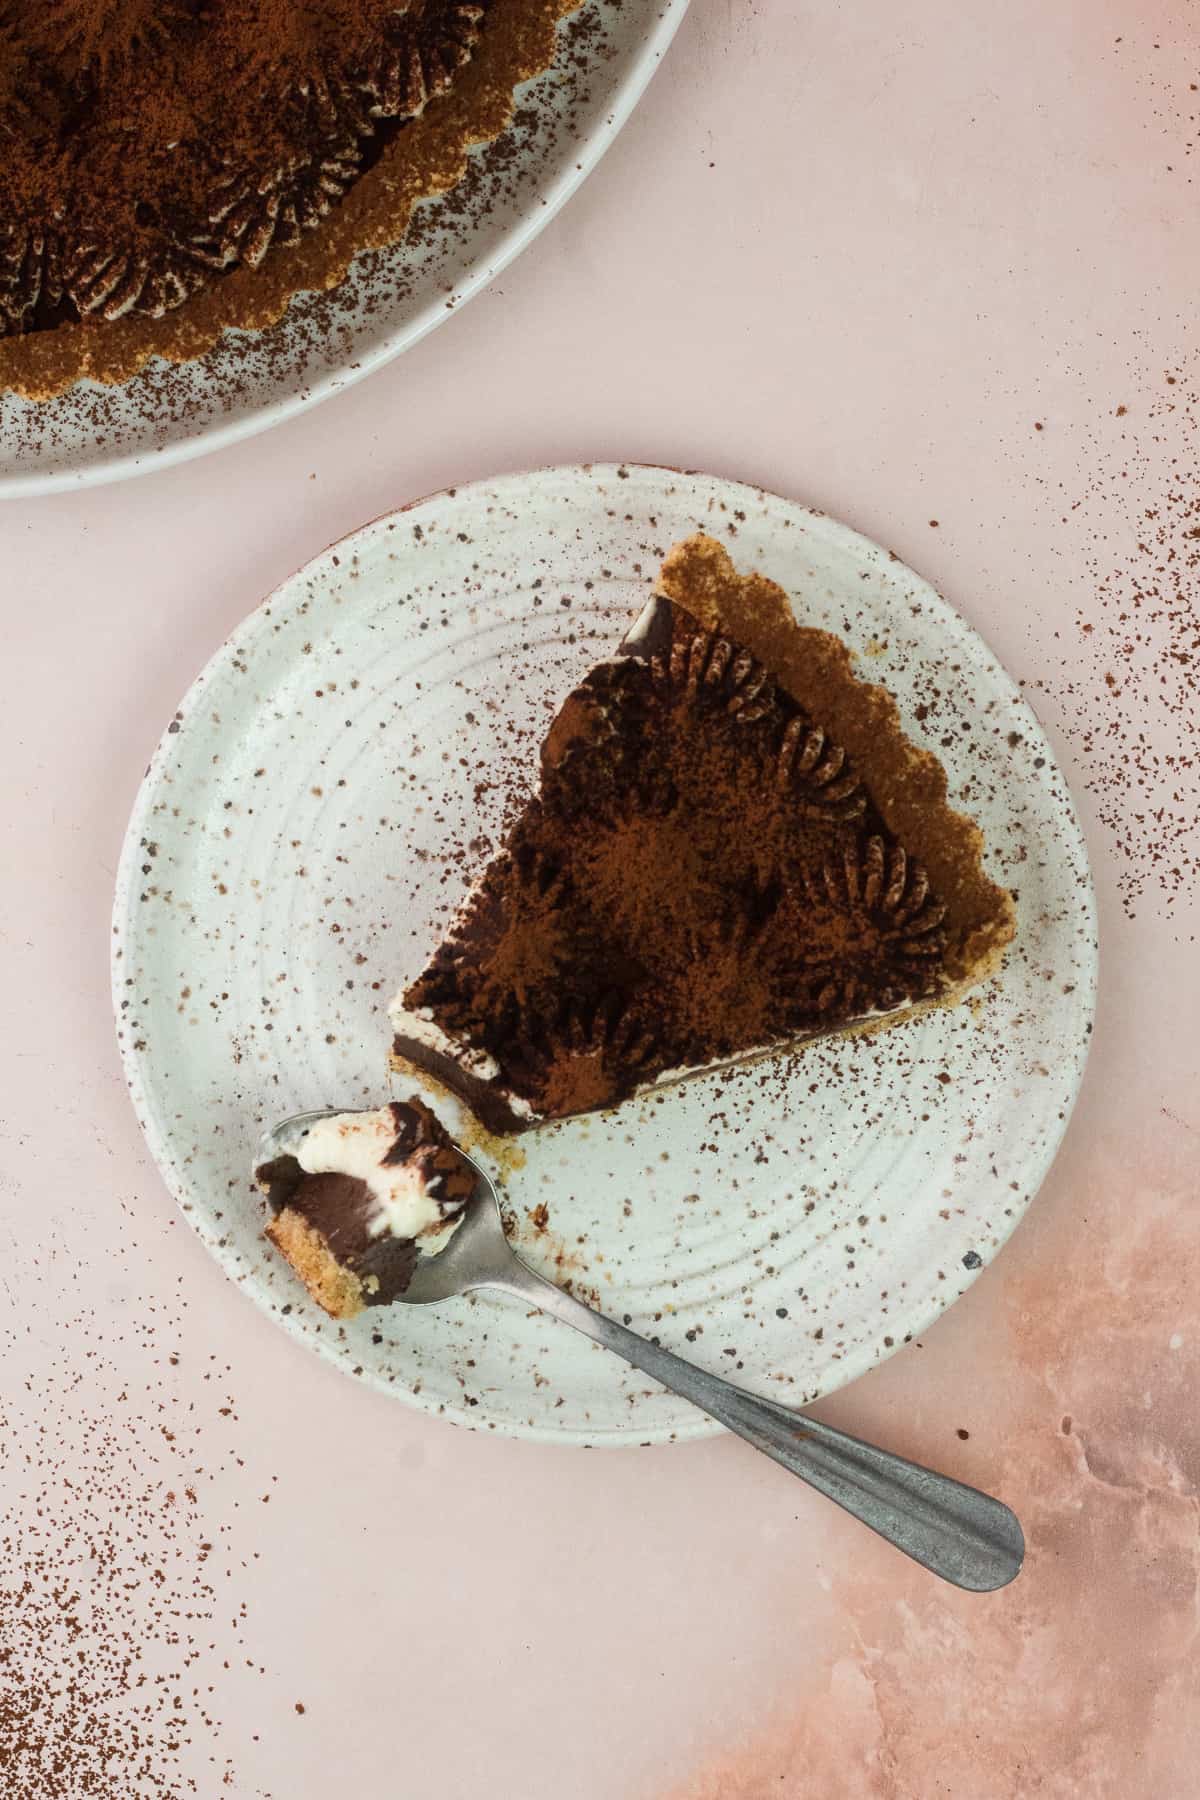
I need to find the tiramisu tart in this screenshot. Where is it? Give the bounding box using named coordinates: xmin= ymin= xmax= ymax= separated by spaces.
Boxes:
xmin=0 ymin=0 xmax=578 ymax=399
xmin=255 ymin=1098 xmax=480 ymax=1318
xmin=391 ymin=535 xmax=1016 ymax=1131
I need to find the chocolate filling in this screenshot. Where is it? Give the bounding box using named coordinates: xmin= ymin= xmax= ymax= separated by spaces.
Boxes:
xmin=257 ymin=1097 xmax=478 ymax=1306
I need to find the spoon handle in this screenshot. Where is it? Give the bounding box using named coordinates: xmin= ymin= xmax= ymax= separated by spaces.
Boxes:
xmin=489 ymin=1262 xmax=1023 ymax=1591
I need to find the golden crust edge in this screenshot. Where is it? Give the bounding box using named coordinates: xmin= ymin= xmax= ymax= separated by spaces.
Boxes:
xmin=655 ymin=532 xmax=1018 ymax=999
xmin=265 ymin=1207 xmax=366 ymax=1321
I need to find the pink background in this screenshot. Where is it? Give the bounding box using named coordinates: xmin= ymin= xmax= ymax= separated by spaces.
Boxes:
xmin=3 ymin=1 xmax=1198 ymax=1794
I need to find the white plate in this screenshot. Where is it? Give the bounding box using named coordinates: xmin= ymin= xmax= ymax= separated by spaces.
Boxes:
xmin=112 ymin=465 xmax=1096 ymax=1445
xmin=0 ymin=1 xmax=689 ymax=498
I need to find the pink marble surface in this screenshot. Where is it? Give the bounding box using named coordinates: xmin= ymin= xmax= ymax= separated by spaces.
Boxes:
xmin=2 ymin=1 xmax=1198 ymax=1794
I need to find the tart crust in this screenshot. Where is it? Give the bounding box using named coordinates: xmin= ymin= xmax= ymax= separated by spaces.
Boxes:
xmin=656 ymin=534 xmax=1017 ymax=1000
xmin=265 ymin=1207 xmax=372 ymax=1321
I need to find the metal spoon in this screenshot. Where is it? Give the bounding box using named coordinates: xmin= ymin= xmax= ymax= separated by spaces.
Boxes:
xmin=260 ymin=1108 xmax=1024 ymax=1591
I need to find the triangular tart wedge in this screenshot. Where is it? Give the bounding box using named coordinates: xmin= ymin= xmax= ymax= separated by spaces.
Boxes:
xmin=390 ymin=535 xmax=1015 ymax=1132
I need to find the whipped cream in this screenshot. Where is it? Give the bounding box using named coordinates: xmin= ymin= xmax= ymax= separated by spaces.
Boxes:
xmin=387 ymin=999 xmax=537 ymax=1122
xmin=297 ymin=1108 xmax=463 ymax=1253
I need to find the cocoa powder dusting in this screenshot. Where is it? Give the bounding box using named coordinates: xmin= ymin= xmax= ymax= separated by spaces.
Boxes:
xmin=0 ymin=1233 xmax=279 ymax=1795
xmin=1029 ymin=363 xmax=1199 ymax=918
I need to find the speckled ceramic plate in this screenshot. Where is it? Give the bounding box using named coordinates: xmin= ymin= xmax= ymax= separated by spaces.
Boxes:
xmin=112 ymin=465 xmax=1096 ymax=1445
xmin=0 ymin=1 xmax=688 ymax=498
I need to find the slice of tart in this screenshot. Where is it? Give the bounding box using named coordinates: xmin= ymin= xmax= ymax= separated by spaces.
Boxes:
xmin=255 ymin=1098 xmax=479 ymax=1319
xmin=390 ymin=535 xmax=1016 ymax=1133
